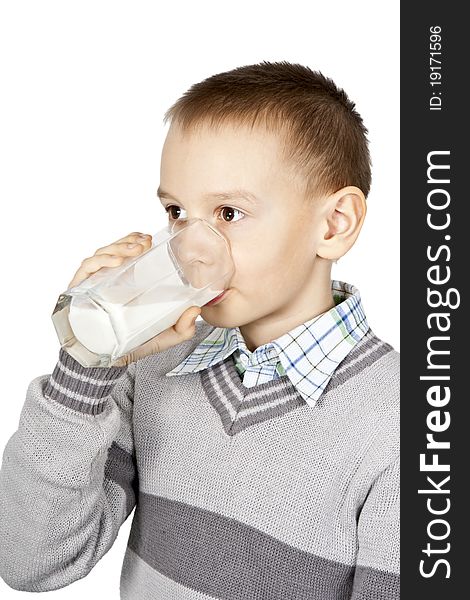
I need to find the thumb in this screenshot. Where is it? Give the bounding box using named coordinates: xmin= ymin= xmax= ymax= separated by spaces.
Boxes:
xmin=174 ymin=306 xmax=201 ymax=340
xmin=110 ymin=307 xmax=201 ymax=367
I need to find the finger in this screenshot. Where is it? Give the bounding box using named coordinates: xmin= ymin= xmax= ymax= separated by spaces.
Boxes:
xmin=67 ymin=235 xmax=153 ymax=289
xmin=127 ymin=306 xmax=202 ymax=362
xmin=174 ymin=306 xmax=202 ymax=335
xmin=67 ymin=254 xmax=125 ymax=289
xmin=112 ymin=231 xmax=152 ymax=244
xmin=108 ymin=307 xmax=201 ymax=366
xmin=95 ymin=236 xmax=152 ymax=256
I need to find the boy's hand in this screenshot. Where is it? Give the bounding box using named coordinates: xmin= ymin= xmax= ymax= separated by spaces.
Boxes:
xmin=67 ymin=231 xmax=153 ymax=290
xmin=66 ymin=231 xmax=201 ymax=367
xmin=109 ymin=305 xmax=201 ymax=367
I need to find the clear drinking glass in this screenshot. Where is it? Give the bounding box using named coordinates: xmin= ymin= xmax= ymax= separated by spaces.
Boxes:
xmin=51 ymin=218 xmax=234 ymax=367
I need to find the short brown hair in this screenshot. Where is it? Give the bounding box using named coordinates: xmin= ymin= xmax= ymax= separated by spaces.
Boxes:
xmin=163 ymin=61 xmax=372 ymax=202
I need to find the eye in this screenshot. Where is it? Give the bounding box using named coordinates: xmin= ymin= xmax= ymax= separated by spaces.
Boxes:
xmin=165 ymin=204 xmax=244 ymax=223
xmin=164 ymin=205 xmax=185 ymax=220
xmin=218 ymin=206 xmax=244 ymax=223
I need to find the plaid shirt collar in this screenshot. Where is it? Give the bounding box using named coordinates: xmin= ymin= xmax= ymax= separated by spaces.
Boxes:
xmin=165 ymin=280 xmax=370 ymax=407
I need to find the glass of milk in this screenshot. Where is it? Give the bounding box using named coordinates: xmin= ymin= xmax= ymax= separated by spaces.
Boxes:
xmin=51 ymin=218 xmax=234 ymax=367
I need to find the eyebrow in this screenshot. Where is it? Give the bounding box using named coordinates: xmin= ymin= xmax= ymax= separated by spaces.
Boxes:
xmin=156 ymin=186 xmax=259 ymax=206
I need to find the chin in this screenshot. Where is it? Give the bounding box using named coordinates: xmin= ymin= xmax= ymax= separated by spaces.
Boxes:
xmin=199 ymin=310 xmax=239 ymax=330
xmin=200 ymin=301 xmax=242 ymax=330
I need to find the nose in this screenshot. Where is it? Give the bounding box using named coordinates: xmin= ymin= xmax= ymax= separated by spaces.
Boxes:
xmin=168 ymin=218 xmax=231 ymax=289
xmin=170 ymin=218 xmax=216 ymax=265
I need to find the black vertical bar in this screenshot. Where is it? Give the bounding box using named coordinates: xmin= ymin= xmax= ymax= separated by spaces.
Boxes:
xmin=401 ymin=3 xmax=467 ymax=598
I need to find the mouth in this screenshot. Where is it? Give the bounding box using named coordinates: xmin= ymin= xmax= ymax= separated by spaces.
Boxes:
xmin=203 ymin=289 xmax=230 ymax=306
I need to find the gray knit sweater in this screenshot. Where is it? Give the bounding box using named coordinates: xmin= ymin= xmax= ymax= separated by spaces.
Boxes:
xmin=0 ymin=320 xmax=399 ymax=599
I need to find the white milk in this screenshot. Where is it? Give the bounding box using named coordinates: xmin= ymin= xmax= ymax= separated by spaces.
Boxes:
xmin=68 ymin=283 xmax=220 ymax=358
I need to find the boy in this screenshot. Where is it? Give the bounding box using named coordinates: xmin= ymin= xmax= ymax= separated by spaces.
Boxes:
xmin=0 ymin=61 xmax=399 ymax=599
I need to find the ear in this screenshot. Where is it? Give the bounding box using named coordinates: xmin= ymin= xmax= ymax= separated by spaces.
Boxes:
xmin=316 ymin=186 xmax=367 ymax=261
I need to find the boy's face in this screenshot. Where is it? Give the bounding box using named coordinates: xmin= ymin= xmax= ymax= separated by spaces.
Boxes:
xmin=159 ymin=121 xmax=333 ymax=349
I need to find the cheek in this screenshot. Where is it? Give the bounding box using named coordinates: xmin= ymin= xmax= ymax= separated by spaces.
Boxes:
xmin=231 ymin=241 xmax=292 ymax=292
xmin=231 ymin=245 xmax=259 ymax=280
xmin=227 ymin=218 xmax=313 ymax=288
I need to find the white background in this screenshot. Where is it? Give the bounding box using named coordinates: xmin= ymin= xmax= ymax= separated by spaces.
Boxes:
xmin=0 ymin=1 xmax=399 ymax=597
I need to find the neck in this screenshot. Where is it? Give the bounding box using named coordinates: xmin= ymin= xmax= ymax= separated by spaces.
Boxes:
xmin=240 ymin=259 xmax=335 ymax=352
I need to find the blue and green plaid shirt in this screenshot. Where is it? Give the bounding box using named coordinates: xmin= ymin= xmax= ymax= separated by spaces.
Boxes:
xmin=165 ymin=280 xmax=370 ymax=407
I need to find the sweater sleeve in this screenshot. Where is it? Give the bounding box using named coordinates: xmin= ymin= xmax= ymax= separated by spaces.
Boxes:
xmin=0 ymin=347 xmax=137 ymax=592
xmin=350 ymin=455 xmax=400 ymax=600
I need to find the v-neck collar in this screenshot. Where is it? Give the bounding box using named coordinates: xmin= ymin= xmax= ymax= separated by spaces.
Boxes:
xmin=165 ymin=280 xmax=369 ymax=408
xmin=199 ymin=354 xmax=305 ymax=436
